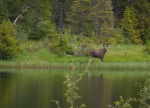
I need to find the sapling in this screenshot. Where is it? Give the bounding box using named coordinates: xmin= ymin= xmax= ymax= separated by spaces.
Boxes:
xmin=52 ymin=62 xmax=88 ymax=108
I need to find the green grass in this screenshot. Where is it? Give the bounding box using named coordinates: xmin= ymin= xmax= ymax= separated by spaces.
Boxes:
xmin=18 ymin=44 xmax=150 ymax=63
xmin=0 ymin=43 xmax=150 ymax=69
xmin=105 ymin=44 xmax=150 ymax=62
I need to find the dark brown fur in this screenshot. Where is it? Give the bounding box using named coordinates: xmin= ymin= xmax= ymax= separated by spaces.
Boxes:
xmin=89 ymin=45 xmax=108 ymax=63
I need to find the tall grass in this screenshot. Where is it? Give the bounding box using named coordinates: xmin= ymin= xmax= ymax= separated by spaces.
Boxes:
xmin=1 ymin=61 xmax=150 ymax=70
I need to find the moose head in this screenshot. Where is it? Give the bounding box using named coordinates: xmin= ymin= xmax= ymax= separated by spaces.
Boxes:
xmin=89 ymin=44 xmax=108 ymax=64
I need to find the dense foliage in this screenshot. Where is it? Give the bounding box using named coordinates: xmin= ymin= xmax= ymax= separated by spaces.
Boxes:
xmin=0 ymin=0 xmax=150 ymax=59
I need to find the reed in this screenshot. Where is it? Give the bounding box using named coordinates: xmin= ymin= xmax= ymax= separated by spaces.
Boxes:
xmin=0 ymin=61 xmax=150 ymax=70
xmin=88 ymin=62 xmax=150 ymax=70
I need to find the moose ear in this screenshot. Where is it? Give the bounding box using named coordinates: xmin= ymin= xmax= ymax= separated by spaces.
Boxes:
xmin=103 ymin=44 xmax=108 ymax=47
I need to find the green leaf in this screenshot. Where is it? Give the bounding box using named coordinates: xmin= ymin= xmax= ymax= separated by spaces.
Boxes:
xmin=115 ymin=101 xmax=120 ymax=106
xmin=81 ymin=104 xmax=86 ymax=107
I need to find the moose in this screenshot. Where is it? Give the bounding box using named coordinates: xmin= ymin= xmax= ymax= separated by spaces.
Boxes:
xmin=89 ymin=44 xmax=108 ymax=64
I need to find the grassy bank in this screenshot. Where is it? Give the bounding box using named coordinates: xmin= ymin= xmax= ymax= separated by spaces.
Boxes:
xmin=14 ymin=44 xmax=150 ymax=62
xmin=106 ymin=44 xmax=150 ymax=62
xmin=0 ymin=44 xmax=150 ymax=69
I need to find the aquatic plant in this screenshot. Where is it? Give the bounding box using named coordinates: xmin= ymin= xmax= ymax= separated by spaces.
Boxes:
xmin=108 ymin=96 xmax=137 ymax=108
xmin=136 ymin=79 xmax=150 ymax=108
xmin=63 ymin=63 xmax=87 ymax=108
xmin=108 ymin=78 xmax=150 ymax=108
xmin=52 ymin=62 xmax=88 ymax=108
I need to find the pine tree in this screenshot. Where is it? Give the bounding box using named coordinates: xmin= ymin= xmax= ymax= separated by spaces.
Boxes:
xmin=99 ymin=21 xmax=116 ymax=44
xmin=35 ymin=0 xmax=59 ymax=41
xmin=0 ymin=1 xmax=9 ymax=22
xmin=0 ymin=19 xmax=22 ymax=60
xmin=65 ymin=0 xmax=94 ymax=37
xmin=91 ymin=0 xmax=115 ymax=44
xmin=120 ymin=6 xmax=141 ymax=44
xmin=132 ymin=0 xmax=150 ymax=43
xmin=0 ymin=0 xmax=23 ymax=22
xmin=14 ymin=0 xmax=59 ymax=41
xmin=50 ymin=0 xmax=73 ymax=31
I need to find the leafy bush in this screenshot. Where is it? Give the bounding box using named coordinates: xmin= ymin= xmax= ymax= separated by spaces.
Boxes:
xmin=62 ymin=45 xmax=74 ymax=55
xmin=132 ymin=38 xmax=143 ymax=44
xmin=49 ymin=34 xmax=74 ymax=56
xmin=22 ymin=41 xmax=44 ymax=53
xmin=63 ymin=28 xmax=77 ymax=47
xmin=15 ymin=25 xmax=28 ymax=42
xmin=108 ymin=96 xmax=137 ymax=108
xmin=75 ymin=37 xmax=93 ymax=56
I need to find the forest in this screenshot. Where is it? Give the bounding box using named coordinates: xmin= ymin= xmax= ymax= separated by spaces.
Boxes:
xmin=0 ymin=0 xmax=150 ymax=60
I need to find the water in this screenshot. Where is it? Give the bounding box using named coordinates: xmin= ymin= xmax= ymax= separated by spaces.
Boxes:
xmin=0 ymin=68 xmax=149 ymax=108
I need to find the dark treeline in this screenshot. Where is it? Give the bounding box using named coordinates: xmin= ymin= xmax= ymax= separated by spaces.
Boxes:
xmin=0 ymin=0 xmax=150 ymax=59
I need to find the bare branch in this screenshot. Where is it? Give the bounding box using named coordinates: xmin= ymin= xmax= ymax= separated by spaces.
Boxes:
xmin=14 ymin=5 xmax=29 ymax=25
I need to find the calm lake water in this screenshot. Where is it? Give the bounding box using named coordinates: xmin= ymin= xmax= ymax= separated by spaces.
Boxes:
xmin=0 ymin=67 xmax=150 ymax=108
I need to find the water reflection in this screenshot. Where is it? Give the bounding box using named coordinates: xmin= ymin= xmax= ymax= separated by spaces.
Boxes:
xmin=0 ymin=68 xmax=149 ymax=108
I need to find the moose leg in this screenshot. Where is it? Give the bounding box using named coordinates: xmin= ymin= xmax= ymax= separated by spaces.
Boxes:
xmin=98 ymin=58 xmax=101 ymax=63
xmin=101 ymin=58 xmax=104 ymax=63
xmin=89 ymin=56 xmax=92 ymax=64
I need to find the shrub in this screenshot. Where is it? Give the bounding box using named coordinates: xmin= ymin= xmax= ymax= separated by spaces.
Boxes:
xmin=15 ymin=25 xmax=28 ymax=42
xmin=76 ymin=37 xmax=93 ymax=56
xmin=49 ymin=30 xmax=74 ymax=56
xmin=137 ymin=78 xmax=150 ymax=107
xmin=133 ymin=38 xmax=143 ymax=44
xmin=63 ymin=28 xmax=77 ymax=47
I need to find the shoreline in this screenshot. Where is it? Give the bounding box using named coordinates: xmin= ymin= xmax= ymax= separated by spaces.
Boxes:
xmin=0 ymin=61 xmax=150 ymax=70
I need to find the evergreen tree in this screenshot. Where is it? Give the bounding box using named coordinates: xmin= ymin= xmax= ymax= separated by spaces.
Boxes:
xmin=91 ymin=0 xmax=115 ymax=44
xmin=65 ymin=0 xmax=94 ymax=37
xmin=0 ymin=19 xmax=22 ymax=60
xmin=0 ymin=0 xmax=23 ymax=22
xmin=112 ymin=0 xmax=150 ymax=44
xmin=132 ymin=0 xmax=150 ymax=43
xmin=99 ymin=21 xmax=116 ymax=44
xmin=120 ymin=6 xmax=141 ymax=44
xmin=0 ymin=1 xmax=9 ymax=22
xmin=33 ymin=0 xmax=59 ymax=41
xmin=50 ymin=0 xmax=73 ymax=30
xmin=15 ymin=0 xmax=59 ymax=41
